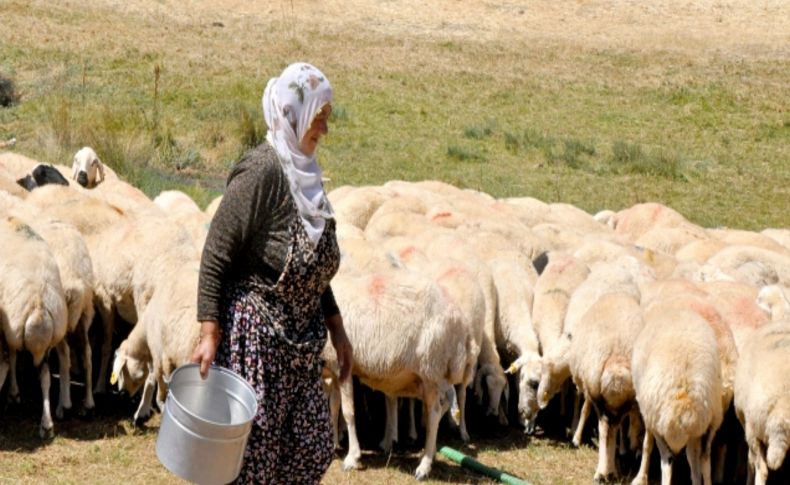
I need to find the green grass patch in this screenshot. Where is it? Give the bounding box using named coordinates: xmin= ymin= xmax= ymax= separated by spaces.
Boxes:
xmin=447 ymin=143 xmax=486 ymax=163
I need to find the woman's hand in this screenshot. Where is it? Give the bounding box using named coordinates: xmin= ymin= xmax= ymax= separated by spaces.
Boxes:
xmin=191 ymin=320 xmax=221 ymax=380
xmin=326 ymin=314 xmax=353 ymax=382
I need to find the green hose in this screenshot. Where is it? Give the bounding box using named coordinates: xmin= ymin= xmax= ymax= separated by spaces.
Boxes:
xmin=438 ymin=446 xmax=532 ymax=485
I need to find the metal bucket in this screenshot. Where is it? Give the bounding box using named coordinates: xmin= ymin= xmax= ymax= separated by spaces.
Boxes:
xmin=156 ymin=364 xmax=257 ymax=485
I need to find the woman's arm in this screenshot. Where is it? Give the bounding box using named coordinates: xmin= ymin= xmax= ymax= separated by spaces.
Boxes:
xmin=193 ymin=157 xmax=272 ymax=378
xmin=325 ymin=291 xmax=353 ymax=382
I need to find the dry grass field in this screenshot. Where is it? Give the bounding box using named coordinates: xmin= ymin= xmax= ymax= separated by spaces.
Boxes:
xmin=1 ymin=1 xmax=789 ymax=484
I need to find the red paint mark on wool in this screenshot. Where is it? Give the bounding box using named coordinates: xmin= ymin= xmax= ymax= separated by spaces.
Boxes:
xmin=368 ymin=275 xmax=387 ymax=303
xmin=399 ymin=246 xmax=417 ymax=261
xmin=438 ymin=267 xmax=465 ymax=282
xmin=431 ymin=211 xmax=453 ymax=220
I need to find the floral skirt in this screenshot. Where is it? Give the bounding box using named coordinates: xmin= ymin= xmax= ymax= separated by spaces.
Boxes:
xmin=216 ymin=283 xmax=333 ymax=485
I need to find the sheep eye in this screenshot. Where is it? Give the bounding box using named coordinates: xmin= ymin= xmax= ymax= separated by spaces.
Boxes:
xmin=528 ymin=379 xmax=539 ymax=390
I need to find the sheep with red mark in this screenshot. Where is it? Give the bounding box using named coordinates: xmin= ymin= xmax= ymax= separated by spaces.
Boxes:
xmin=323 ymin=268 xmax=479 ymax=479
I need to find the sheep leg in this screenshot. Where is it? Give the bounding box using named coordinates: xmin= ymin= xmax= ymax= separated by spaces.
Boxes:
xmin=455 ymin=383 xmax=470 ymax=443
xmin=407 ymin=398 xmax=418 ymax=442
xmin=39 ymin=362 xmax=54 ymax=439
xmin=570 ymin=391 xmax=583 ymax=438
xmin=655 ymin=435 xmax=675 ymax=485
xmin=380 ymin=395 xmax=398 ymax=453
xmin=686 ymin=436 xmax=703 ymax=485
xmin=8 ymin=349 xmax=20 ymax=403
xmin=54 ymin=339 xmax=72 ymax=419
xmin=340 ymin=377 xmax=361 ymax=470
xmin=572 ymin=397 xmax=591 ymax=448
xmin=746 ymin=428 xmax=769 ymax=485
xmin=593 ymin=412 xmax=617 ymax=482
xmin=133 ymin=372 xmax=156 ymax=426
xmin=93 ymin=301 xmax=114 ymax=394
xmin=79 ymin=319 xmax=95 ymax=413
xmin=628 ymin=407 xmax=643 ymax=454
xmin=631 ymin=430 xmax=654 ymax=485
xmin=415 ymin=384 xmax=442 ymax=480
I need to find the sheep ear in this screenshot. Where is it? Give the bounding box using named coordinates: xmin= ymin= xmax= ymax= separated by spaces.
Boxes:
xmin=505 ymin=356 xmax=527 ymax=374
xmin=110 ymin=353 xmax=125 ymax=387
xmin=93 ymin=158 xmax=105 ymax=184
xmin=71 ymin=159 xmax=79 ymax=180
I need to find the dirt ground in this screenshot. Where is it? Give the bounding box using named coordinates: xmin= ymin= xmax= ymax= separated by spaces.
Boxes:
xmin=88 ymin=0 xmax=789 ymax=58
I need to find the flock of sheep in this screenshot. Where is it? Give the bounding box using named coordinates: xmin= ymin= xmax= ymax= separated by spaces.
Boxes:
xmin=0 ymin=146 xmax=789 ymax=484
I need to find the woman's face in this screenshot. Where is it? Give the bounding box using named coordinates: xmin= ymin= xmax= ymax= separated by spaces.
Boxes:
xmin=300 ymin=103 xmax=331 ymax=156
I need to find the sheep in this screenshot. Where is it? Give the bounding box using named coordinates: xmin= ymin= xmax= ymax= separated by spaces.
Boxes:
xmin=545 ymin=202 xmax=614 ymax=236
xmin=24 ymin=184 xmax=127 ymax=236
xmin=756 ymin=284 xmax=790 ymax=322
xmin=331 ymin=186 xmax=391 ymax=229
xmin=700 ymin=280 xmax=771 ymax=352
xmin=531 ymin=252 xmax=589 ymax=409
xmin=409 ymin=229 xmax=510 ymax=421
xmin=90 ymin=215 xmax=199 ymax=394
xmin=487 ymin=256 xmax=543 ymax=433
xmin=0 ymin=217 xmax=68 ymax=438
xmin=501 ymin=196 xmax=552 ymax=227
xmin=363 ymin=210 xmax=438 ymax=241
xmin=537 ymin=256 xmax=649 ymax=448
xmin=707 ymin=228 xmax=790 ymax=256
xmin=634 ymin=225 xmax=709 ymax=256
xmin=323 ymin=268 xmax=479 ymax=479
xmin=112 ymin=260 xmax=201 ymax=424
xmin=762 ymin=228 xmax=790 ymax=252
xmin=17 ymin=164 xmax=70 ymax=190
xmin=733 ymin=320 xmax=790 ymax=485
xmin=631 ymin=306 xmax=724 ymax=485
xmin=153 ymin=189 xmax=210 ymax=248
xmin=0 ymin=173 xmax=27 ymax=198
xmin=593 ymin=209 xmax=616 ymax=228
xmin=71 ymin=146 xmax=116 ymax=188
xmin=610 ymin=202 xmax=707 ymax=243
xmin=674 ymin=238 xmax=728 ymax=264
xmin=702 ymin=244 xmax=790 ymax=287
xmin=568 ymin=291 xmax=644 ymax=482
xmin=0 ymin=192 xmax=97 ymax=417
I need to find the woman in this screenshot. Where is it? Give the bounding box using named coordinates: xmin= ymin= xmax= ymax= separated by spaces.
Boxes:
xmin=191 ymin=62 xmax=353 ymax=484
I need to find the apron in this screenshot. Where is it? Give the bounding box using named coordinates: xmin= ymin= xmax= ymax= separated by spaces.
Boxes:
xmin=216 ymin=212 xmax=340 ymax=485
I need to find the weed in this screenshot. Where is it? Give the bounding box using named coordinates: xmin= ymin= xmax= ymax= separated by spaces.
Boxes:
xmin=447 ymin=143 xmax=485 ymax=163
xmin=0 ymin=73 xmax=19 ymax=107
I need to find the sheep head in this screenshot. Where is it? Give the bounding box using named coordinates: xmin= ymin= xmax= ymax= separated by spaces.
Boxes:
xmin=111 ymin=343 xmax=149 ymax=396
xmin=507 ymin=353 xmax=542 ymax=432
xmin=72 ymin=146 xmax=105 ymax=188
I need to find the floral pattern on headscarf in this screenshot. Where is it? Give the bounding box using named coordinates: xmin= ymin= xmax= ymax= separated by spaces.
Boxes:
xmin=262 ymin=62 xmax=334 ymax=246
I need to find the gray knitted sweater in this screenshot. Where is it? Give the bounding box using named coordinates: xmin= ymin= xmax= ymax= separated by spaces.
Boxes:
xmin=197 ymin=143 xmax=339 ymax=321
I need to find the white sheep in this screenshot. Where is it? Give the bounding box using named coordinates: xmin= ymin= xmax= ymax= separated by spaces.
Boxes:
xmin=538 ymin=257 xmax=647 ymax=411
xmin=762 ymin=228 xmax=790 ymax=252
xmin=112 ymin=260 xmax=201 ymax=424
xmin=733 ymin=320 xmax=790 ymax=485
xmin=707 ymin=228 xmax=790 ymax=256
xmin=756 ymin=284 xmax=790 ymax=322
xmin=568 ymin=291 xmax=644 ymax=482
xmin=631 ymin=306 xmax=724 ymax=485
xmin=324 ymin=268 xmax=479 ymax=479
xmin=71 ymin=146 xmax=115 ymax=188
xmin=153 ymin=189 xmax=210 ymax=249
xmin=0 ymin=192 xmax=97 ymax=416
xmin=0 ymin=217 xmax=68 ymax=438
xmin=488 ymin=256 xmax=543 ymax=433
xmin=610 ymin=202 xmax=707 ymax=243
xmin=331 ymin=185 xmax=391 ymax=229
xmin=94 ymin=215 xmax=199 ymax=393
xmin=501 ymin=196 xmax=552 ymax=227
xmin=702 ymin=244 xmax=790 ymax=287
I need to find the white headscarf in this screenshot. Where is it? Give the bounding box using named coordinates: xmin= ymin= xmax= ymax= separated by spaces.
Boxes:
xmin=262 ymin=62 xmax=334 ymax=246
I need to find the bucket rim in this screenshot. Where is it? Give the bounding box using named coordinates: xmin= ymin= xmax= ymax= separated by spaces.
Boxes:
xmin=167 ymin=363 xmax=258 ymax=427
